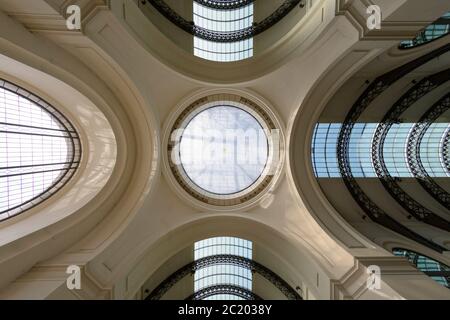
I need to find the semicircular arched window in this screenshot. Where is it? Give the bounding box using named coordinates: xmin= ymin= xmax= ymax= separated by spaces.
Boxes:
xmin=399 ymin=12 xmax=450 ymax=49
xmin=0 ymin=79 xmax=81 ymax=221
xmin=393 ymin=248 xmax=450 ymax=289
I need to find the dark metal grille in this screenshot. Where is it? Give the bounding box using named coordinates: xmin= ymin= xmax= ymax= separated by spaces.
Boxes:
xmin=407 ymin=93 xmax=450 ymax=209
xmin=0 ymin=79 xmax=81 ymax=221
xmin=442 ymin=127 xmax=450 ymax=173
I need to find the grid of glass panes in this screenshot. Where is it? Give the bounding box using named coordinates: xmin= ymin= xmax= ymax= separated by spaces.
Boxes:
xmin=193 ymin=2 xmax=254 ymax=62
xmin=421 ymin=123 xmax=450 ymax=177
xmin=179 ymin=106 xmax=268 ymax=195
xmin=383 ymin=123 xmax=414 ymax=177
xmin=311 ymin=123 xmax=450 ymax=178
xmin=0 ymin=82 xmax=80 ymax=221
xmin=393 ymin=248 xmax=450 ymax=289
xmin=400 ymin=12 xmax=450 ymax=49
xmin=194 ymin=237 xmax=253 ymax=300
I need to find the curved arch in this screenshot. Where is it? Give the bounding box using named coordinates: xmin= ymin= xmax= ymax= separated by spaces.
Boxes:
xmin=336 ymin=44 xmax=450 ymax=253
xmin=146 ymin=254 xmax=302 ymax=300
xmin=407 ymin=93 xmax=450 ymax=209
xmin=0 ymin=22 xmax=160 ymax=295
xmin=370 ymin=69 xmax=450 ymax=231
xmin=133 ymin=213 xmax=347 ymax=301
xmin=146 ymin=0 xmax=301 ymax=42
xmin=187 ymin=284 xmax=262 ymax=300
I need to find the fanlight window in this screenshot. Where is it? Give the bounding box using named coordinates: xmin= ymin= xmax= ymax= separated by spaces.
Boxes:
xmin=393 ymin=248 xmax=450 ymax=289
xmin=400 ymin=12 xmax=450 ymax=49
xmin=0 ymin=79 xmax=81 ymax=221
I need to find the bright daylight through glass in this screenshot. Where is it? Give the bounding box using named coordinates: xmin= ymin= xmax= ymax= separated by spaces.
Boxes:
xmin=0 ymin=82 xmax=80 ymax=221
xmin=179 ymin=106 xmax=268 ymax=195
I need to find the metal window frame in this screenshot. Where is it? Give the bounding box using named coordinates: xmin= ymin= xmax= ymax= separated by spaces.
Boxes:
xmin=335 ymin=44 xmax=450 ymax=253
xmin=0 ymin=78 xmax=82 ymax=221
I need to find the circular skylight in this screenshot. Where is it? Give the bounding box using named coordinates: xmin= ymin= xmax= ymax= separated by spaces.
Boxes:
xmin=179 ymin=106 xmax=268 ymax=195
xmin=167 ymin=93 xmax=282 ymax=207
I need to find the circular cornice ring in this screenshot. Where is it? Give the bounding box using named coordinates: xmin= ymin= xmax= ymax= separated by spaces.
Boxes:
xmin=162 ymin=89 xmax=285 ymax=212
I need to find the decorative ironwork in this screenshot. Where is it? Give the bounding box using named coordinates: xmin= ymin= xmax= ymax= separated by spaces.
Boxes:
xmin=371 ymin=69 xmax=450 ymax=231
xmin=146 ymin=254 xmax=302 ymax=300
xmin=194 ymin=0 xmax=254 ymax=10
xmin=0 ymin=78 xmax=82 ymax=221
xmin=442 ymin=128 xmax=450 ymax=173
xmin=407 ymin=92 xmax=450 ymax=210
xmin=336 ymin=44 xmax=450 ymax=253
xmin=144 ymin=0 xmax=301 ymax=42
xmin=186 ymin=284 xmax=262 ymax=300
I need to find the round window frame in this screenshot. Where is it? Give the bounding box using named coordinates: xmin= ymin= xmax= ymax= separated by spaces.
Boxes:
xmin=0 ymin=78 xmax=82 ymax=222
xmin=163 ymin=90 xmax=285 ymax=211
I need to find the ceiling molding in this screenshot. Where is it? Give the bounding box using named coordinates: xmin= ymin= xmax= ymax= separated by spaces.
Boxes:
xmin=336 ymin=0 xmax=440 ymax=40
xmin=2 ymin=0 xmax=109 ymax=33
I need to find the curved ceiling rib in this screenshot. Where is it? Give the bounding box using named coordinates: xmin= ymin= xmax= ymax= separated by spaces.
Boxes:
xmin=146 ymin=254 xmax=302 ymax=300
xmin=145 ymin=0 xmax=301 ymax=42
xmin=194 ymin=0 xmax=254 ymax=10
xmin=407 ymin=93 xmax=450 ymax=210
xmin=371 ymin=69 xmax=450 ymax=231
xmin=337 ymin=44 xmax=450 ymax=253
xmin=186 ymin=285 xmax=262 ymax=300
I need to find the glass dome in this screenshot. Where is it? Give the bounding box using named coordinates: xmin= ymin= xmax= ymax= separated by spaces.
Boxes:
xmin=167 ymin=93 xmax=280 ymax=207
xmin=179 ymin=106 xmax=268 ymax=194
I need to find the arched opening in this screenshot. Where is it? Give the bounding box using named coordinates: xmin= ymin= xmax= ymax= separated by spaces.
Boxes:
xmin=144 ymin=235 xmax=302 ymax=300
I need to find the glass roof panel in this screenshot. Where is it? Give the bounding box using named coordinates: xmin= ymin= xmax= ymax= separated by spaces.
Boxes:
xmin=180 ymin=106 xmax=268 ymax=195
